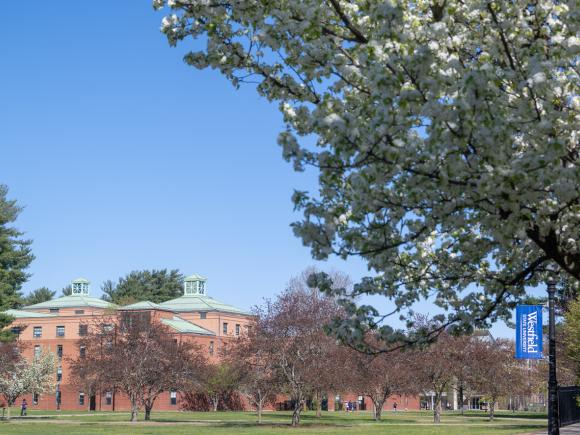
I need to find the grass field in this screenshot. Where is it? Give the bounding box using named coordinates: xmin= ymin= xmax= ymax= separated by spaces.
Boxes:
xmin=0 ymin=409 xmax=547 ymax=434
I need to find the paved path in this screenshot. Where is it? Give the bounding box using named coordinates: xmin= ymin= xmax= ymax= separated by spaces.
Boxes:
xmin=535 ymin=423 xmax=580 ymax=434
xmin=562 ymin=423 xmax=580 ymax=434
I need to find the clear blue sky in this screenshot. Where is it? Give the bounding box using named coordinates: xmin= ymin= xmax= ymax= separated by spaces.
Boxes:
xmin=0 ymin=1 xmax=531 ymax=338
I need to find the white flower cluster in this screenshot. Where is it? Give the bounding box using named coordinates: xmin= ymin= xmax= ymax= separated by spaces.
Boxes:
xmin=154 ymin=0 xmax=579 ymax=338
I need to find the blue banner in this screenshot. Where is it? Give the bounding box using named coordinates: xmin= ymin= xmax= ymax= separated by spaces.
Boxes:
xmin=515 ymin=305 xmax=543 ymax=359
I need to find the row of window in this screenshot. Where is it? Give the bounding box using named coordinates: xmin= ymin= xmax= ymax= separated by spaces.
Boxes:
xmin=222 ymin=323 xmax=241 ymax=335
xmin=49 ymin=309 xmax=85 ymax=315
xmin=32 ymin=324 xmax=88 ymax=338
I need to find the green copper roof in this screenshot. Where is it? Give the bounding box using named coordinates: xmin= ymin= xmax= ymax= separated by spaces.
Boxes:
xmin=22 ymin=295 xmax=116 ymax=310
xmin=158 ymin=294 xmax=250 ymax=315
xmin=3 ymin=309 xmax=58 ymax=318
xmin=161 ymin=316 xmax=215 ymax=335
xmin=119 ymin=301 xmax=173 ymax=311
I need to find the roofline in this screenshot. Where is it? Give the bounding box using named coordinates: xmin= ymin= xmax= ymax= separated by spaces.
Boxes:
xmin=20 ymin=305 xmax=115 ymax=310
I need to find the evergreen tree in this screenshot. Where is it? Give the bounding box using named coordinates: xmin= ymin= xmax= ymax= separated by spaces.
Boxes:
xmin=22 ymin=287 xmax=56 ymax=306
xmin=0 ymin=185 xmax=34 ymax=340
xmin=61 ymin=285 xmax=72 ymax=296
xmin=101 ymin=269 xmax=184 ymax=304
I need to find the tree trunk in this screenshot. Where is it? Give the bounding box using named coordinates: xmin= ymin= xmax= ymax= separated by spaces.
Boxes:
xmin=130 ymin=402 xmax=138 ymax=422
xmin=433 ymin=395 xmax=442 ymax=424
xmin=257 ymin=402 xmax=263 ymax=424
xmin=459 ymin=384 xmax=464 ymax=415
xmin=292 ymin=400 xmax=302 ymax=426
xmin=145 ymin=405 xmax=152 ymax=421
xmin=373 ymin=400 xmax=384 ymax=421
xmin=316 ymin=392 xmax=322 ymax=418
xmin=489 ymin=399 xmax=496 ymax=421
xmin=212 ymin=396 xmax=219 ymax=412
xmin=6 ymin=404 xmax=11 ymax=421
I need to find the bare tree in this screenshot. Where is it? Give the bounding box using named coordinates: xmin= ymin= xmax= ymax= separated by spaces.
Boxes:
xmin=70 ymin=312 xmax=206 ymax=422
xmin=225 ymin=321 xmax=281 ymax=423
xmin=345 ymin=344 xmax=415 ymax=421
xmin=411 ymin=332 xmax=458 ymax=424
xmin=257 ymin=268 xmax=349 ymax=426
xmin=468 ymin=338 xmax=527 ymax=421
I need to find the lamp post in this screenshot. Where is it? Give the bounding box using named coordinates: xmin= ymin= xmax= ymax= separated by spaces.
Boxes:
xmin=547 ymin=274 xmax=559 ymax=435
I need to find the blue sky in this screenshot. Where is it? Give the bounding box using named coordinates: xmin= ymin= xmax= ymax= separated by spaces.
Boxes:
xmin=0 ymin=1 xmax=527 ymax=338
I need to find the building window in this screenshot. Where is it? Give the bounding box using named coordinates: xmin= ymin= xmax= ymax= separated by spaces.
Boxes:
xmin=56 ymin=367 xmax=62 ymax=382
xmin=200 ymin=312 xmax=206 ymax=319
xmin=72 ymin=281 xmax=89 ymax=295
xmin=33 ymin=326 xmax=42 ymax=338
xmin=170 ymin=390 xmax=177 ymax=405
xmin=34 ymin=345 xmax=41 ymax=358
xmin=75 ymin=310 xmax=85 ymax=315
xmin=185 ymin=280 xmax=195 ymax=295
xmin=33 ymin=393 xmax=39 ymax=405
xmin=235 ymin=324 xmax=240 ymax=336
xmin=209 ymin=341 xmax=214 ymax=356
xmin=79 ymin=392 xmax=85 ymax=406
xmin=57 ymin=345 xmax=63 ymax=359
xmin=197 ymin=281 xmax=205 ymax=294
xmin=223 ymin=323 xmax=228 ymax=335
xmin=79 ymin=346 xmax=86 ymax=358
xmin=10 ymin=326 xmax=21 ymax=336
xmin=56 ymin=391 xmax=61 ymax=406
xmin=56 ymin=326 xmax=65 ymax=337
xmin=105 ymin=391 xmax=112 ymax=405
xmin=50 ymin=308 xmax=59 ymax=314
xmin=79 ymin=324 xmax=88 ymax=336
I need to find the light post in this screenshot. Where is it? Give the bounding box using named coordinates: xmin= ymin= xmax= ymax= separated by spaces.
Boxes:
xmin=547 ymin=273 xmax=559 ymax=435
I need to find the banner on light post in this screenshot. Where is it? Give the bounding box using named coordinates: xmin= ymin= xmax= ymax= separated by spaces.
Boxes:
xmin=515 ymin=305 xmax=543 ymax=359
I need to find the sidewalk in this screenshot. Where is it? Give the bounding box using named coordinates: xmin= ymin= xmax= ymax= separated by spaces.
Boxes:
xmin=536 ymin=423 xmax=580 ymax=434
xmin=562 ymin=424 xmax=580 ymax=434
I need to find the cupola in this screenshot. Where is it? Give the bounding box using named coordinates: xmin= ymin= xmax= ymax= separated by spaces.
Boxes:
xmin=183 ymin=274 xmax=207 ymax=296
xmin=71 ymin=278 xmax=90 ymax=296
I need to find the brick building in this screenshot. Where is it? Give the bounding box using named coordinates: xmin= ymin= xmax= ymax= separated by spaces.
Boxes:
xmin=4 ymin=274 xmax=421 ymax=413
xmin=5 ymin=274 xmax=252 ymax=411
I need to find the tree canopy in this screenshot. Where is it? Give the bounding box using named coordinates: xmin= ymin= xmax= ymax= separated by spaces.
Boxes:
xmin=70 ymin=312 xmax=205 ymax=421
xmin=22 ymin=287 xmax=56 ymax=306
xmin=156 ymin=0 xmax=579 ymax=346
xmin=0 ymin=185 xmax=34 ymax=340
xmin=101 ymin=269 xmax=184 ymax=304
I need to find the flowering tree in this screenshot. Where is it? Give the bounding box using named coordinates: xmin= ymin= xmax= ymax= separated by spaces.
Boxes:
xmin=0 ymin=349 xmax=55 ymax=420
xmin=155 ymin=0 xmax=579 ymax=345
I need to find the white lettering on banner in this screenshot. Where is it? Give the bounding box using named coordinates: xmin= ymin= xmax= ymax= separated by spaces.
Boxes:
xmin=526 ymin=311 xmax=538 ymax=353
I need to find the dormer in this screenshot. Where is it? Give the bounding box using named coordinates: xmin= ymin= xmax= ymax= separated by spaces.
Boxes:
xmin=71 ymin=278 xmax=90 ymax=296
xmin=184 ymin=274 xmax=207 ymax=296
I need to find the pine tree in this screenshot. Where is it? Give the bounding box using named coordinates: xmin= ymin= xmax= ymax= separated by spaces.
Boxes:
xmin=0 ymin=185 xmax=34 ymax=341
xmin=22 ymin=287 xmax=56 ymax=306
xmin=101 ymin=269 xmax=184 ymax=304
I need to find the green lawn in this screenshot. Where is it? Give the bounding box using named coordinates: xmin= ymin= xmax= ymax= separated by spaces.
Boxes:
xmin=0 ymin=409 xmax=547 ymax=434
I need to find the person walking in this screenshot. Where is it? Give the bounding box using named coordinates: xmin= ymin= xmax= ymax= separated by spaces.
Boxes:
xmin=20 ymin=398 xmax=27 ymax=416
